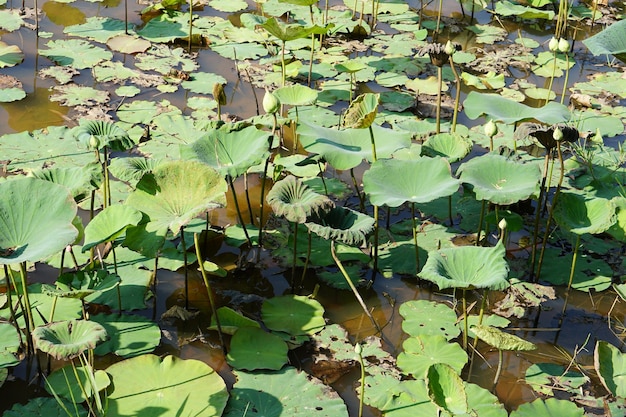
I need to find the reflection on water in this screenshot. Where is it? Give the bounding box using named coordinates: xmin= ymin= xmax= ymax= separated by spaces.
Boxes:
xmin=0 ymin=87 xmax=68 ymax=132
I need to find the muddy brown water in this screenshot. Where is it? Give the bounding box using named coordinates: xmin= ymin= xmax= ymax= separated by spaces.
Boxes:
xmin=1 ymin=0 xmax=626 ymax=415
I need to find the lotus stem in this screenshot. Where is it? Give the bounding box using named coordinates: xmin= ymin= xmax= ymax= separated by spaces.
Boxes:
xmin=560 ymin=52 xmax=570 ymax=105
xmin=530 ymin=151 xmax=552 ymax=281
xmin=3 ymin=266 xmax=21 ymax=345
xmin=561 ymin=233 xmax=581 ymax=317
xmin=112 ymin=246 xmax=122 ymax=314
xmin=436 ymin=66 xmax=442 ymax=134
xmin=448 ymin=55 xmax=461 ymax=133
xmin=368 ymin=125 xmax=380 ymax=281
xmin=244 ymin=174 xmax=255 ymax=225
xmin=292 ymin=221 xmax=298 ymax=290
xmin=435 ymin=0 xmax=443 ymax=39
xmin=331 ymin=240 xmax=382 ymax=334
xmin=300 ymin=230 xmax=312 ymax=288
xmin=476 ymin=200 xmax=486 ymax=246
xmin=545 ymin=51 xmax=558 ymax=105
xmin=180 ymin=225 xmax=190 ymax=310
xmin=228 ymin=176 xmax=252 ymax=247
xmin=462 ymin=289 xmax=468 ymax=350
xmin=411 ymin=203 xmax=420 ymax=274
xmin=257 ymin=115 xmax=277 ymax=259
xmin=124 ymin=0 xmax=128 ymax=34
xmin=19 ymin=262 xmax=34 ymax=351
xmin=188 ymin=0 xmax=192 ymax=53
xmin=103 ymin=146 xmax=111 ymax=208
xmin=356 ymin=343 xmax=365 ymax=417
xmin=194 ymin=233 xmax=227 ymax=354
xmin=308 ymin=34 xmax=315 ymax=87
xmin=281 ymin=41 xmax=286 ymax=87
xmin=493 ymin=349 xmax=503 ymax=389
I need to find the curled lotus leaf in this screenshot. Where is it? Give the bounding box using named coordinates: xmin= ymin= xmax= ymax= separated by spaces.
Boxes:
xmin=343 ymin=92 xmax=379 ymax=128
xmin=32 ymin=319 xmax=108 ymax=360
xmin=471 ymin=324 xmax=536 ymax=351
xmin=73 ymin=120 xmax=133 ymax=151
xmin=554 ymin=191 xmax=616 ymax=235
xmin=266 ymin=175 xmax=334 ymax=223
xmin=305 ymin=206 xmax=375 ymax=246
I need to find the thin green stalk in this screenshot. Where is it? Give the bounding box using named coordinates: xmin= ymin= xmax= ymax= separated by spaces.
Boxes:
xmin=448 ymin=55 xmax=461 ymax=133
xmin=530 ymin=152 xmax=551 ymax=281
xmin=356 ymin=343 xmax=365 ymax=417
xmin=476 ymin=200 xmax=486 ymax=246
xmin=228 ymin=176 xmax=252 ymax=247
xmin=103 ymin=147 xmax=111 ymax=208
xmin=194 ymin=233 xmax=227 ymax=354
xmin=493 ymin=349 xmax=503 ymax=389
xmin=436 ymin=66 xmax=442 ymax=134
xmin=244 ymin=173 xmax=255 ymax=225
xmin=281 ymin=41 xmax=286 ymax=87
xmin=291 ymin=221 xmax=298 ymax=290
xmin=111 ymin=246 xmax=122 ymax=314
xmin=180 ymin=225 xmax=190 ymax=310
xmin=462 ymin=289 xmax=468 ymax=350
xmin=188 ymin=0 xmax=193 ymax=52
xmin=561 ymin=234 xmax=581 ymax=317
xmin=257 ymin=117 xmax=276 ymax=259
xmin=545 ymin=51 xmax=558 ymax=105
xmin=19 ymin=262 xmax=34 ymax=349
xmin=331 ymin=240 xmax=382 ymax=334
xmin=411 ymin=203 xmax=420 ymax=274
xmin=369 ymin=124 xmax=379 ymax=279
xmin=560 ymin=52 xmax=570 ymax=104
xmin=308 ymin=34 xmax=315 ymax=87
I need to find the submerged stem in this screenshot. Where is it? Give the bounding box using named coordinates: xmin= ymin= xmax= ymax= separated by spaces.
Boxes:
xmin=561 ymin=233 xmax=581 ymax=317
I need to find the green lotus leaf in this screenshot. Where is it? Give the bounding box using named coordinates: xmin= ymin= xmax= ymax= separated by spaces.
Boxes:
xmin=106 ymin=34 xmax=151 ymax=54
xmin=73 ymin=119 xmax=133 ymax=151
xmin=260 ymin=17 xmax=332 ymax=42
xmin=554 ymin=192 xmax=616 ymax=235
xmin=91 ymin=313 xmax=161 ymax=358
xmin=494 ymin=0 xmax=554 ymax=19
xmin=57 ymin=269 xmax=120 ymax=303
xmin=458 ymin=154 xmax=541 ymax=205
xmin=467 ymin=24 xmax=507 ymax=44
xmin=421 ymin=132 xmax=473 ymax=162
xmin=108 ymin=157 xmax=163 ymax=187
xmin=427 ymin=363 xmax=468 ymax=415
xmin=266 ymin=175 xmax=333 ymax=224
xmin=342 ymin=0 xmax=409 ymax=14
xmin=525 ymin=363 xmax=587 ymax=396
xmin=262 ymin=294 xmax=325 ymax=336
xmin=227 ymin=327 xmax=288 ymax=371
xmin=399 ymin=300 xmax=461 ymax=340
xmin=106 ymin=354 xmax=228 ymax=417
xmin=595 ymin=340 xmax=626 ymax=397
xmin=0 ymin=41 xmax=24 ymax=68
xmin=2 ymin=397 xmax=88 ymax=417
xmin=362 ymin=374 xmax=438 ymax=416
xmin=136 ymin=13 xmax=188 ymax=43
xmin=180 ymin=125 xmax=271 ymax=179
xmin=297 ymin=122 xmax=412 ymax=170
xmin=0 ymin=87 xmax=26 ymax=102
xmin=0 ymin=178 xmax=78 ymax=264
xmin=50 ymin=85 xmax=109 ymax=107
xmin=45 ymin=364 xmax=110 ymax=403
xmin=209 ymin=0 xmax=247 ymax=12
xmin=135 ymin=44 xmax=197 ymax=75
xmin=343 ymin=93 xmax=379 ymax=128
xmin=274 ymin=84 xmax=318 ymax=106
xmin=0 ymin=322 xmax=21 ymax=368
xmin=463 ymin=91 xmax=571 ymax=124
xmin=583 ymin=18 xmax=626 ymax=64
xmin=39 ymin=39 xmax=112 ymax=69
xmin=64 ymin=16 xmax=127 ymax=42
xmin=41 ymin=283 xmax=95 ymax=300
xmin=32 ymin=319 xmax=108 ymax=360
xmin=305 ymin=206 xmax=375 ymax=246
xmin=419 ymin=242 xmax=509 ymax=291
xmin=224 ymin=367 xmax=348 ymax=417
xmin=181 ymin=72 xmax=228 ymax=94
xmin=31 ymin=163 xmax=102 ymax=203
xmin=471 ymin=324 xmax=536 ymax=351
xmin=510 ymin=398 xmax=584 ymax=417
xmin=363 ymin=157 xmax=459 ymax=207
xmin=82 ymin=205 xmax=142 ymax=252
xmin=398 ymin=335 xmax=468 ymax=378
xmin=125 ymin=160 xmax=227 ymax=236
xmin=208 ymin=306 xmax=261 ymax=335
xmin=0 ymin=11 xmax=24 ymax=32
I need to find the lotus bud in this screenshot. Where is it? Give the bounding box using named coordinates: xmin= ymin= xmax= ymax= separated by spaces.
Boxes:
xmin=498 ymin=218 xmax=507 ymax=231
xmin=213 ymin=83 xmax=227 ymax=106
xmin=484 ymin=120 xmax=498 ymax=138
xmin=548 ymin=37 xmax=559 ymax=52
xmin=552 ymin=127 xmax=563 ymax=141
xmin=263 ymin=89 xmax=280 ymax=114
xmin=558 ymin=38 xmax=570 ymax=53
xmin=354 ymin=342 xmax=362 ymax=355
xmin=444 ymin=40 xmax=456 ymax=56
xmin=89 ymin=135 xmax=100 ymax=149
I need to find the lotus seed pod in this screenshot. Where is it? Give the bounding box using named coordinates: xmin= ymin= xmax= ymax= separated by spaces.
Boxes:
xmin=484 ymin=120 xmax=498 ymax=138
xmin=498 ymin=218 xmax=507 ymax=231
xmin=444 ymin=40 xmax=456 ymax=56
xmin=552 ymin=127 xmax=563 ymax=141
xmin=548 ymin=37 xmax=559 ymax=52
xmin=263 ymin=89 xmax=280 ymax=114
xmin=558 ymin=38 xmax=570 ymax=53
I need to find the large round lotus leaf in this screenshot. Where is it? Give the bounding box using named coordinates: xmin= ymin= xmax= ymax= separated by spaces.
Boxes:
xmin=180 ymin=125 xmax=271 ymax=179
xmin=31 ymin=163 xmax=102 ymax=203
xmin=554 ymin=192 xmax=616 ymax=235
xmin=472 ymin=325 xmax=536 ymax=351
xmin=427 ymin=363 xmax=468 ymax=415
xmin=510 ymin=398 xmax=584 ymax=417
xmin=583 ymin=18 xmax=626 ymax=64
xmin=419 ymin=242 xmax=509 ymax=291
xmin=108 ymin=157 xmax=163 ymax=187
xmin=399 ymin=300 xmax=461 ymax=340
xmin=266 ymin=175 xmax=333 ymax=223
xmin=32 ymin=319 xmax=108 ymax=360
xmin=82 ymin=205 xmax=143 ymax=252
xmin=2 ymin=396 xmax=88 ymax=417
xmin=260 ymin=17 xmax=330 ymax=42
xmin=457 ymin=154 xmax=541 ymax=205
xmin=125 ymin=160 xmax=227 ymax=236
xmin=363 ymin=157 xmax=459 ymax=207
xmin=421 ymin=132 xmax=473 ymax=163
xmin=0 ymin=177 xmax=78 ymax=265
xmin=464 ymin=382 xmax=508 ymax=417
xmin=274 ymin=84 xmax=318 ymax=106
xmin=224 ymin=367 xmax=348 ymax=417
xmin=594 ymin=340 xmax=626 ymax=397
xmin=227 ymin=327 xmax=288 ymax=371
xmin=0 ymin=322 xmax=21 ymax=368
xmin=262 ymin=294 xmax=325 ymax=336
xmin=91 ymin=313 xmax=161 ymax=358
xmin=297 ymin=122 xmax=412 ymax=170
xmin=305 ymin=206 xmax=375 ymax=246
xmin=398 ymin=335 xmax=468 ymax=378
xmin=45 ymin=364 xmax=111 ymax=403
xmin=106 ymin=354 xmax=228 ymax=417
xmin=362 ymin=373 xmax=439 ymax=416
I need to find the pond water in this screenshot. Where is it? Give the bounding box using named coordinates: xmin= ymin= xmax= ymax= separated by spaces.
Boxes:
xmin=1 ymin=0 xmax=626 ymax=416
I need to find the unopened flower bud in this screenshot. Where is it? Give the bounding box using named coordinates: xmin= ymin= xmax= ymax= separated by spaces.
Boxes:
xmin=444 ymin=40 xmax=456 ymax=56
xmin=355 ymin=343 xmax=362 ymax=355
xmin=553 ymin=127 xmax=563 ymax=141
xmin=89 ymin=135 xmax=100 ymax=149
xmin=498 ymin=218 xmax=507 ymax=231
xmin=548 ymin=37 xmax=559 ymax=52
xmin=558 ymin=38 xmax=570 ymax=53
xmin=263 ymin=89 xmax=280 ymax=114
xmin=484 ymin=120 xmax=498 ymax=138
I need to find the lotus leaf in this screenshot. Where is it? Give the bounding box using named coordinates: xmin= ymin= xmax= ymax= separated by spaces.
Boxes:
xmin=525 ymin=363 xmax=587 ymax=396
xmin=2 ymin=397 xmax=88 ymax=417
xmin=106 ymin=354 xmax=228 ymax=417
xmin=274 ymin=84 xmax=318 ymax=106
xmin=554 ymin=192 xmax=616 ymax=235
xmin=56 ymin=269 xmax=120 ymax=303
xmin=494 ymin=1 xmax=554 ymax=19
xmin=398 ymin=335 xmax=468 ymax=378
xmin=45 ymin=364 xmax=110 ymax=402
xmin=305 ymin=206 xmax=375 ymax=246
xmin=262 ymin=294 xmax=325 ymax=336
xmin=209 ymin=0 xmax=247 ymax=12
xmin=0 ymin=87 xmax=25 ymax=102
xmin=125 ymin=160 xmax=227 ymax=236
xmin=260 ymin=17 xmax=331 ymax=42
xmin=180 ymin=125 xmax=271 ymax=179
xmin=583 ymin=18 xmax=626 ymax=63
xmin=91 ymin=313 xmax=161 ymax=358
xmin=50 ymin=85 xmax=109 ymax=107
xmin=227 ymin=327 xmax=289 ymax=371
xmin=32 ymin=319 xmax=107 ymax=360
xmin=421 ymin=132 xmax=473 ymax=162
xmin=594 ymin=340 xmax=626 ymax=397
xmin=64 ymin=16 xmax=127 ymax=42
xmin=471 ymin=325 xmax=536 ymax=351
xmin=136 ymin=13 xmax=188 ymax=43
xmin=297 ymin=122 xmax=412 ymax=170
xmin=208 ymin=306 xmax=261 ymax=335
xmin=363 ymin=157 xmax=459 ymax=207
xmin=0 ymin=41 xmax=23 ymax=68
xmin=510 ymin=398 xmax=584 ymax=417
xmin=532 ymin=51 xmax=575 ymax=78
xmin=463 ymin=91 xmax=571 ymax=124
xmin=427 ymin=363 xmax=468 ymax=415
xmin=266 ymin=175 xmax=333 ymax=224
xmin=224 ymin=367 xmax=348 ymax=416
xmin=136 ymin=44 xmax=198 ymax=75
xmin=0 ymin=10 xmax=23 ymax=32
xmin=399 ymin=300 xmax=461 ymax=340
xmin=0 ymin=323 xmax=21 ymax=368
xmin=419 ymin=242 xmax=509 ymax=291
xmin=458 ymin=154 xmax=541 ymax=205
xmin=181 ymin=72 xmax=228 ymax=94
xmin=539 ymin=247 xmax=612 ymax=292
xmin=467 ymin=24 xmax=508 ymax=44
xmin=342 ymin=0 xmax=409 ymax=14
xmin=343 ymin=93 xmax=379 ymax=128
xmin=108 ymin=157 xmax=162 ymax=186
xmin=0 ymin=178 xmax=78 ymax=264
xmin=39 ymin=39 xmax=112 ymax=69
xmin=363 ymin=374 xmax=439 ymax=416
xmin=82 ymin=205 xmax=142 ymax=253
xmin=31 ymin=163 xmax=102 ymax=203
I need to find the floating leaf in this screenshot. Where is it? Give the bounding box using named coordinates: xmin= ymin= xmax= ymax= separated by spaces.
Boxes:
xmin=91 ymin=313 xmax=161 ymax=358
xmin=0 ymin=41 xmax=23 ymax=68
xmin=0 ymin=87 xmax=26 ymax=102
xmin=2 ymin=397 xmax=87 ymax=417
xmin=494 ymin=1 xmax=554 ymax=19
xmin=107 ymin=34 xmax=151 ymax=54
xmin=64 ymin=16 xmax=127 ymax=42
xmin=399 ymin=300 xmax=461 ymax=340
xmin=471 ymin=325 xmax=536 ymax=351
xmin=525 ymin=363 xmax=587 ymax=396
xmin=208 ymin=306 xmax=260 ymax=335
xmin=39 ymin=39 xmax=112 ymax=69
xmin=398 ymin=335 xmax=468 ymax=378
xmin=227 ymin=327 xmax=288 ymax=371
xmin=0 ymin=323 xmax=21 ymax=368
xmin=50 ymin=85 xmax=109 ymax=107
xmin=510 ymin=398 xmax=584 ymax=417
xmin=262 ymin=294 xmax=325 ymax=336
xmin=45 ymin=364 xmax=110 ymax=403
